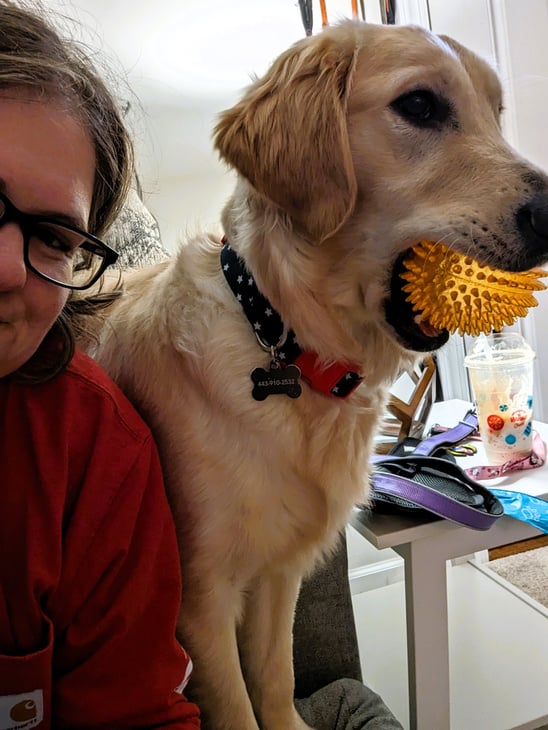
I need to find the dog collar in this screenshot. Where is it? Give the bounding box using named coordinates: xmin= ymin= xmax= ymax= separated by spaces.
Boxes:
xmin=220 ymin=239 xmax=363 ymax=399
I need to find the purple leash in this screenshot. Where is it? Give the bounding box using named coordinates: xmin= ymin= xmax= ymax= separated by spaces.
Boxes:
xmin=370 ymin=410 xmax=504 ymax=530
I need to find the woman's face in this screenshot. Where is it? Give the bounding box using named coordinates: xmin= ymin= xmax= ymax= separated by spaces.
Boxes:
xmin=0 ymin=92 xmax=95 ymax=378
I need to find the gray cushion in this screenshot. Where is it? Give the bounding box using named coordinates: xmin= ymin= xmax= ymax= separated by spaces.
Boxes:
xmin=104 ymin=188 xmax=170 ymax=268
xmin=293 ymin=534 xmax=363 ymax=698
xmin=295 ymin=678 xmax=404 ymax=729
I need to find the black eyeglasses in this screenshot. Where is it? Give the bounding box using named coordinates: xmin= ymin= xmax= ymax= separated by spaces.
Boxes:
xmin=0 ymin=189 xmax=119 ymax=290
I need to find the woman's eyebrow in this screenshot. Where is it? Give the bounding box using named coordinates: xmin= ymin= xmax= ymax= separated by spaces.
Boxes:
xmin=31 ymin=208 xmax=88 ymax=230
xmin=0 ymin=177 xmax=87 ymax=230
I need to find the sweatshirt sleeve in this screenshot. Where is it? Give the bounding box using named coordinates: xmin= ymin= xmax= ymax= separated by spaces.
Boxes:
xmin=50 ymin=431 xmax=201 ymax=729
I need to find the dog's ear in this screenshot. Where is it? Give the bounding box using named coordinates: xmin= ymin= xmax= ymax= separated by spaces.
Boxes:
xmin=214 ymin=30 xmax=359 ymax=243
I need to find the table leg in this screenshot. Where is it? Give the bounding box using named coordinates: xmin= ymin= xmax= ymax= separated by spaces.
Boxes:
xmin=396 ymin=540 xmax=450 ymax=730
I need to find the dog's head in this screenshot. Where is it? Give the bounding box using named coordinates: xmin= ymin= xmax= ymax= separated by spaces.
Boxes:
xmin=214 ymin=21 xmax=548 ymax=356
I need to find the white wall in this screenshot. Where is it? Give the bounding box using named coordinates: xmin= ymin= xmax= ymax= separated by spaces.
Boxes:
xmin=141 ymin=172 xmax=235 ymax=252
xmin=136 ymin=0 xmax=548 ymax=418
xmin=491 ymin=0 xmax=548 ymax=422
xmin=132 ymin=0 xmax=383 ymax=249
xmin=422 ymin=0 xmax=548 ymax=418
xmin=102 ymin=0 xmax=548 ymax=416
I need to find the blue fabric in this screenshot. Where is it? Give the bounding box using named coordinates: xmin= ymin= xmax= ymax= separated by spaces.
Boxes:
xmin=489 ymin=489 xmax=548 ymax=534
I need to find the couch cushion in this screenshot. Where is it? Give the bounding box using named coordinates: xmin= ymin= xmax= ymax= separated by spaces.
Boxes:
xmin=104 ymin=188 xmax=170 ymax=268
xmin=293 ymin=534 xmax=363 ymax=698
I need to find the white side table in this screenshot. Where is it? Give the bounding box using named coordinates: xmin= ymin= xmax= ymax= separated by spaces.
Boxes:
xmin=351 ymin=399 xmax=548 ymax=730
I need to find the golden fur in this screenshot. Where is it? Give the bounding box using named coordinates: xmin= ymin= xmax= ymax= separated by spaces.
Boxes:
xmin=84 ymin=21 xmax=548 ymax=730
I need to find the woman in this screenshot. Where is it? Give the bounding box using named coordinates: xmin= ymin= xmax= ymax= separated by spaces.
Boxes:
xmin=0 ymin=1 xmax=199 ymax=727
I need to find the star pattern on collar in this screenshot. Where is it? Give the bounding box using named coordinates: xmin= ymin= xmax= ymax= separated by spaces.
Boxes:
xmin=220 ymin=240 xmax=363 ymax=398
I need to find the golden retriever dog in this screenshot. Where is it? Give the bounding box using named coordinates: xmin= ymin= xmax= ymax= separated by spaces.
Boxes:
xmin=84 ymin=20 xmax=548 ymax=730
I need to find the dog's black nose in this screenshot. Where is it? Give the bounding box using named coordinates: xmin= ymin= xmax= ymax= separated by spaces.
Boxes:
xmin=516 ymin=194 xmax=548 ymax=258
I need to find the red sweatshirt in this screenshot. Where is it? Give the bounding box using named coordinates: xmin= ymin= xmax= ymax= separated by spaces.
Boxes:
xmin=0 ymin=350 xmax=200 ymax=729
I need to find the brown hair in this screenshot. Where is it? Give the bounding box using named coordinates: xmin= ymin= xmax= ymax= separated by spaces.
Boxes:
xmin=0 ymin=0 xmax=134 ymax=383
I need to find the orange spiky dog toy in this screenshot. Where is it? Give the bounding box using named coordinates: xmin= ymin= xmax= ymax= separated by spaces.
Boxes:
xmin=400 ymin=241 xmax=547 ymax=337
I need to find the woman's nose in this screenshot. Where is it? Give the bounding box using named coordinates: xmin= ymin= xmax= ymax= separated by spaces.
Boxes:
xmin=0 ymin=225 xmax=27 ymax=290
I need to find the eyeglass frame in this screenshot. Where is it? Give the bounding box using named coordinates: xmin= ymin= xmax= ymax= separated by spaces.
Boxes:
xmin=0 ymin=189 xmax=119 ymax=290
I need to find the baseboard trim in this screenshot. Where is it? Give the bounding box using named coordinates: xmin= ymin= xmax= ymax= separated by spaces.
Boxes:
xmin=348 ymin=557 xmax=404 ymax=595
xmin=505 ymin=714 xmax=548 ymax=730
xmin=470 ymin=559 xmax=548 ymax=619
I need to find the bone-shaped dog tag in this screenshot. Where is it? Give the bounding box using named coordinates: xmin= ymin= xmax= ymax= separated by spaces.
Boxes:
xmin=251 ymin=362 xmax=302 ymax=401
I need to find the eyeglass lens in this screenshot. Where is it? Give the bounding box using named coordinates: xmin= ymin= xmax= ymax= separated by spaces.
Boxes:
xmin=27 ymin=222 xmax=106 ymax=288
xmin=0 ymin=195 xmax=108 ymax=288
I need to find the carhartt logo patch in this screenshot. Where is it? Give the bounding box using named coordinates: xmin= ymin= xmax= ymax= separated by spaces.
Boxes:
xmin=0 ymin=690 xmax=43 ymax=729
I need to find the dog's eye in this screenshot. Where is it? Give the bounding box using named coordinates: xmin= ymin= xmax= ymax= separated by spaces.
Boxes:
xmin=391 ymin=89 xmax=450 ymax=128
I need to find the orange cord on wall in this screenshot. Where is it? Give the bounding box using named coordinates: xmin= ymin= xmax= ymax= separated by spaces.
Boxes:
xmin=315 ymin=1 xmax=367 ymax=31
xmin=319 ymin=0 xmax=328 ymax=27
xmin=400 ymin=240 xmax=547 ymax=336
